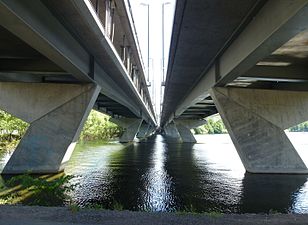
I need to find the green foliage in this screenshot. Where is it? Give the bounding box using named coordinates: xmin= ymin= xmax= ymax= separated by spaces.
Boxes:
xmin=289 ymin=121 xmax=308 ymax=132
xmin=79 ymin=110 xmax=122 ymax=141
xmin=69 ymin=203 xmax=81 ymax=213
xmin=268 ymin=209 xmax=279 ymax=214
xmin=0 ymin=174 xmax=76 ymax=206
xmin=112 ymin=200 xmax=124 ymax=210
xmin=193 ymin=118 xmax=227 ymax=135
xmin=86 ymin=203 xmax=105 ymax=210
xmin=0 ymin=110 xmax=28 ymax=151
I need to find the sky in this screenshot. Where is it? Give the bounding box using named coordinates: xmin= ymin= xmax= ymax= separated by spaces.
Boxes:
xmin=129 ymin=0 xmax=176 ymax=121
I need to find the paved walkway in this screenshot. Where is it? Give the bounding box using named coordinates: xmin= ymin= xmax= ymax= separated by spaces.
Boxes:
xmin=0 ymin=206 xmax=308 ymax=225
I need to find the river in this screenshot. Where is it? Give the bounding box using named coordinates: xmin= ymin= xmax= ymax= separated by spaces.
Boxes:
xmin=1 ymin=133 xmax=308 ymax=213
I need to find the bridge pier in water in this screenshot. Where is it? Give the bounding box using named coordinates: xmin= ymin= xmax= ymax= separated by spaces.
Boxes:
xmin=163 ymin=121 xmax=180 ymax=139
xmin=110 ymin=118 xmax=143 ymax=143
xmin=0 ymin=82 xmax=100 ymax=174
xmin=174 ymin=119 xmax=207 ymax=143
xmin=163 ymin=119 xmax=206 ymax=143
xmin=136 ymin=122 xmax=150 ymax=139
xmin=210 ymin=87 xmax=308 ymax=174
xmin=136 ymin=122 xmax=156 ymax=139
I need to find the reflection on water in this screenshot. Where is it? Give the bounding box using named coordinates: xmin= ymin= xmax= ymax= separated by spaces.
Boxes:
xmin=64 ymin=133 xmax=308 ymax=213
xmin=241 ymin=173 xmax=307 ymax=213
xmin=1 ymin=133 xmax=308 ymax=213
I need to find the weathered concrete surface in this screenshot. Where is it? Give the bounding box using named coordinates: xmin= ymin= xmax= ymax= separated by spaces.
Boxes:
xmin=163 ymin=121 xmax=181 ymax=139
xmin=174 ymin=119 xmax=207 ymax=143
xmin=0 ymin=206 xmax=308 ymax=225
xmin=136 ymin=123 xmax=150 ymax=139
xmin=175 ymin=123 xmax=196 ymax=143
xmin=1 ymin=83 xmax=100 ymax=174
xmin=145 ymin=126 xmax=155 ymax=137
xmin=110 ymin=118 xmax=143 ymax=142
xmin=210 ymin=87 xmax=308 ymax=174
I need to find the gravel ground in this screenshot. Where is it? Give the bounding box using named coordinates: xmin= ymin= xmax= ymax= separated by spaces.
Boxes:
xmin=0 ymin=206 xmax=308 ymax=225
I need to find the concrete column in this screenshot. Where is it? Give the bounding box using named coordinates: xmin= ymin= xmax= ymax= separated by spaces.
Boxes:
xmin=136 ymin=123 xmax=150 ymax=139
xmin=0 ymin=82 xmax=100 ymax=174
xmin=145 ymin=126 xmax=155 ymax=137
xmin=176 ymin=123 xmax=196 ymax=143
xmin=174 ymin=119 xmax=207 ymax=143
xmin=163 ymin=121 xmax=180 ymax=139
xmin=210 ymin=87 xmax=308 ymax=174
xmin=110 ymin=118 xmax=142 ymax=142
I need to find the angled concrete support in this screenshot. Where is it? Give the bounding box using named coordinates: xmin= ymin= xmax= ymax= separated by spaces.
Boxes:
xmin=163 ymin=121 xmax=181 ymax=139
xmin=174 ymin=119 xmax=207 ymax=143
xmin=136 ymin=123 xmax=150 ymax=139
xmin=210 ymin=87 xmax=308 ymax=174
xmin=110 ymin=118 xmax=143 ymax=142
xmin=137 ymin=123 xmax=155 ymax=139
xmin=145 ymin=126 xmax=155 ymax=137
xmin=0 ymin=82 xmax=100 ymax=174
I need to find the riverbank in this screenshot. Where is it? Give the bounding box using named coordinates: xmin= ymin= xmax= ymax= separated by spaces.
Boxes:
xmin=0 ymin=206 xmax=307 ymax=225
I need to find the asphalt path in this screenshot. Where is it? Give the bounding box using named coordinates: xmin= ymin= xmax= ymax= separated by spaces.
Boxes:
xmin=0 ymin=206 xmax=308 ymax=225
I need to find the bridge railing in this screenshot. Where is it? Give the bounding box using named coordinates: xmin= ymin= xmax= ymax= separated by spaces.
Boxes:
xmin=89 ymin=0 xmax=154 ymax=118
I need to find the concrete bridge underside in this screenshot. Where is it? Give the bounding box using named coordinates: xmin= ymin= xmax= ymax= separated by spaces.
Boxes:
xmin=161 ymin=0 xmax=308 ymax=174
xmin=0 ymin=0 xmax=156 ymax=174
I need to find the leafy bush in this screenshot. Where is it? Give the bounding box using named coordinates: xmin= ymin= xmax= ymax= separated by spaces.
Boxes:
xmin=0 ymin=110 xmax=28 ymax=151
xmin=193 ymin=118 xmax=227 ymax=134
xmin=79 ymin=110 xmax=122 ymax=141
xmin=289 ymin=121 xmax=308 ymax=132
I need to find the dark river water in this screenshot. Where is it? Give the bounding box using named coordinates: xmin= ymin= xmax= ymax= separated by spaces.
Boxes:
xmin=1 ymin=133 xmax=308 ymax=213
xmin=64 ymin=133 xmax=308 ymax=213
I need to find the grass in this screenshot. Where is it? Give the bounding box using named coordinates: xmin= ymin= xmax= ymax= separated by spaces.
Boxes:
xmin=0 ymin=173 xmax=76 ymax=206
xmin=69 ymin=204 xmax=81 ymax=213
xmin=175 ymin=204 xmax=224 ymax=218
xmin=205 ymin=211 xmax=224 ymax=218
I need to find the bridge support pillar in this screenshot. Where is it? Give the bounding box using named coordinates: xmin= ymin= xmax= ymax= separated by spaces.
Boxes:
xmin=110 ymin=118 xmax=143 ymax=142
xmin=0 ymin=82 xmax=100 ymax=174
xmin=175 ymin=119 xmax=207 ymax=143
xmin=163 ymin=121 xmax=181 ymax=139
xmin=136 ymin=123 xmax=150 ymax=139
xmin=210 ymin=87 xmax=308 ymax=174
xmin=146 ymin=126 xmax=155 ymax=137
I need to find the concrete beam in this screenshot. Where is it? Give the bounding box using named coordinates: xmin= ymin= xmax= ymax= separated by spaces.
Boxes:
xmin=0 ymin=58 xmax=64 ymax=73
xmin=0 ymin=0 xmax=92 ymax=82
xmin=210 ymin=87 xmax=308 ymax=174
xmin=168 ymin=1 xmax=308 ymax=125
xmin=241 ymin=65 xmax=308 ymax=82
xmin=55 ymin=0 xmax=156 ymax=126
xmin=216 ymin=0 xmax=308 ymax=86
xmin=1 ymin=83 xmax=100 ymax=174
xmin=110 ymin=118 xmax=143 ymax=142
xmin=0 ymin=0 xmax=156 ymax=126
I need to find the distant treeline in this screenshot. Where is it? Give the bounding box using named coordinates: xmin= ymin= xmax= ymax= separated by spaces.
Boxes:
xmin=193 ymin=117 xmax=308 ymax=134
xmin=289 ymin=121 xmax=308 ymax=132
xmin=193 ymin=118 xmax=227 ymax=134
